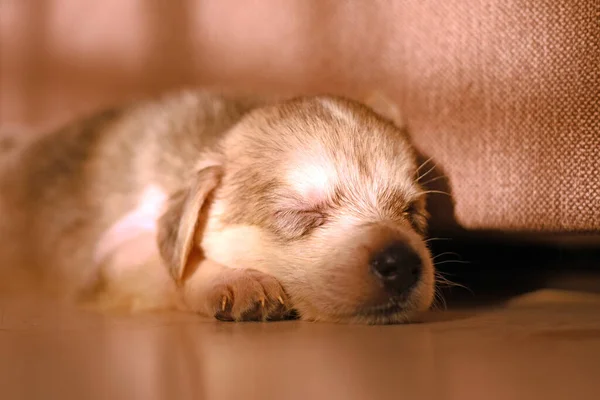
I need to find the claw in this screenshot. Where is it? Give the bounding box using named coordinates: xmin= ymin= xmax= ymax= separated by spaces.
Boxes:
xmin=221 ymin=296 xmax=228 ymax=311
xmin=259 ymin=297 xmax=266 ymax=308
xmin=277 ymin=296 xmax=285 ymax=305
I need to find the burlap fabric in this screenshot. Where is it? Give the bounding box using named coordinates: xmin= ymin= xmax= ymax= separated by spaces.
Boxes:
xmin=1 ymin=0 xmax=598 ymax=233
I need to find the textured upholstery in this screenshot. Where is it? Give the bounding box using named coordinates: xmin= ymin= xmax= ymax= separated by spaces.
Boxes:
xmin=1 ymin=0 xmax=598 ymax=233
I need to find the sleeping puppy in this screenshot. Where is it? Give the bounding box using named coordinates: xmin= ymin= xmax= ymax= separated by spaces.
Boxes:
xmin=0 ymin=91 xmax=434 ymax=324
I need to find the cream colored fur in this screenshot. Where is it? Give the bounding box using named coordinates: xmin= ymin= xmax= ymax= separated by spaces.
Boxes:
xmin=0 ymin=90 xmax=434 ymax=324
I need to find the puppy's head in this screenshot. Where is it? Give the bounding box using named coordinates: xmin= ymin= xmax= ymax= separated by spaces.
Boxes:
xmin=162 ymin=96 xmax=435 ymax=324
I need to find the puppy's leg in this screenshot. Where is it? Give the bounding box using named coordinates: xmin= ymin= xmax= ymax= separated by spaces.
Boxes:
xmin=80 ymin=233 xmax=184 ymax=313
xmin=182 ymin=259 xmax=290 ymax=321
xmin=157 ymin=165 xmax=290 ymax=321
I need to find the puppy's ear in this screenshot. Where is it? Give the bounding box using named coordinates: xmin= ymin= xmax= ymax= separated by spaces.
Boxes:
xmin=362 ymin=91 xmax=405 ymax=129
xmin=157 ymin=166 xmax=222 ymax=282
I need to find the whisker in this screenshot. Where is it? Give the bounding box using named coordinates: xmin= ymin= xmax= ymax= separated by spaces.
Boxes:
xmin=432 ymin=252 xmax=463 ymax=261
xmin=429 ymin=301 xmax=439 ymax=312
xmin=434 ymin=260 xmax=471 ymax=266
xmin=435 ymin=273 xmax=474 ymax=294
xmin=435 ymin=269 xmax=460 ymax=277
xmin=416 ymin=164 xmax=437 ymax=183
xmin=420 ymin=175 xmax=448 ymax=187
xmin=418 ymin=190 xmax=452 ymax=197
xmin=435 ymin=274 xmax=461 ymax=286
xmin=432 ymin=289 xmax=447 ymax=311
xmin=416 ymin=156 xmax=435 ymax=173
xmin=424 ymin=237 xmax=452 ymax=243
xmin=437 ymin=282 xmax=474 ymax=295
xmin=430 ymin=291 xmax=441 ymax=311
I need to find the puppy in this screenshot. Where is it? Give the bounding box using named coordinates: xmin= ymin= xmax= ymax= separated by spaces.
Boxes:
xmin=0 ymin=91 xmax=435 ymax=324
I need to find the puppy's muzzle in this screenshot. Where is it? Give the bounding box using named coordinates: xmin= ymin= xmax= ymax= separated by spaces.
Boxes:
xmin=370 ymin=241 xmax=422 ymax=299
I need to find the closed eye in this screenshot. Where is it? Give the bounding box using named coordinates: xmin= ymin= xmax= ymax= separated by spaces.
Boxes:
xmin=272 ymin=208 xmax=327 ymax=239
xmin=403 ymin=202 xmax=417 ymax=216
xmin=403 ymin=200 xmax=428 ymax=235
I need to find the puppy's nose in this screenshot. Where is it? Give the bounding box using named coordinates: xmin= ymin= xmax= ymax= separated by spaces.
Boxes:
xmin=370 ymin=242 xmax=422 ymax=296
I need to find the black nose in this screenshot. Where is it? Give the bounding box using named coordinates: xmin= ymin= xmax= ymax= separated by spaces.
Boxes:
xmin=370 ymin=241 xmax=422 ymax=296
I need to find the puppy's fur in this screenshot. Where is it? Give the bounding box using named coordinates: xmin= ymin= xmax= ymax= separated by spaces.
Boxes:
xmin=0 ymin=91 xmax=434 ymax=324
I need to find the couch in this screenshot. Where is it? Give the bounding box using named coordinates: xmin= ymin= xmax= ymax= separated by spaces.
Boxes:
xmin=1 ymin=0 xmax=598 ymax=239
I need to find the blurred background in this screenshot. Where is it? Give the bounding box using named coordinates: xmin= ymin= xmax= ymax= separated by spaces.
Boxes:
xmin=1 ymin=0 xmax=599 ymax=296
xmin=1 ymin=2 xmax=600 ymax=399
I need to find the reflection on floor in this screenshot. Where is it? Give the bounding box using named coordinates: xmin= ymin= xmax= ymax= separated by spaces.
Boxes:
xmin=1 ymin=239 xmax=600 ymax=400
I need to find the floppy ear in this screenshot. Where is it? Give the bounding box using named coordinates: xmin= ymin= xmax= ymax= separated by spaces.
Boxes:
xmin=362 ymin=90 xmax=405 ymax=129
xmin=157 ymin=166 xmax=222 ymax=282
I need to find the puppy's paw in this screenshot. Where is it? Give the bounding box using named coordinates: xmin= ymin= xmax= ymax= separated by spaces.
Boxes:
xmin=206 ymin=269 xmax=290 ymax=322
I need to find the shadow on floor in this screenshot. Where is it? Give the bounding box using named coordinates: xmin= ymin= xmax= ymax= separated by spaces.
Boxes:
xmin=428 ymin=235 xmax=600 ymax=309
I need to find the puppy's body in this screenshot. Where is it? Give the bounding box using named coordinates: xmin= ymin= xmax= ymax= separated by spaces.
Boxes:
xmin=1 ymin=93 xmax=251 ymax=303
xmin=0 ymin=91 xmax=435 ymax=323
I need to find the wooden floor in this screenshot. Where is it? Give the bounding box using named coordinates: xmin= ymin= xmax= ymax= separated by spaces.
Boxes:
xmin=1 ymin=287 xmax=600 ymax=400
